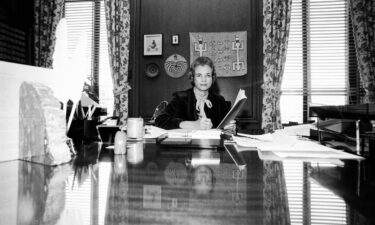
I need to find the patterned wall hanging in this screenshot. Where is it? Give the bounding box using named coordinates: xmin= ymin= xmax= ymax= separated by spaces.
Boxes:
xmin=164 ymin=54 xmax=188 ymax=78
xmin=189 ymin=31 xmax=247 ymax=77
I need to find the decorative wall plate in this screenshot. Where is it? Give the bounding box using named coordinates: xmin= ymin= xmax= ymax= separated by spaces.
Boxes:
xmin=145 ymin=63 xmax=160 ymax=78
xmin=164 ymin=54 xmax=188 ymax=78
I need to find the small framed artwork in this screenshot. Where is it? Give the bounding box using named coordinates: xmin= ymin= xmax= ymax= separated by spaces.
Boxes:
xmin=172 ymin=34 xmax=179 ymax=45
xmin=144 ymin=34 xmax=163 ymax=56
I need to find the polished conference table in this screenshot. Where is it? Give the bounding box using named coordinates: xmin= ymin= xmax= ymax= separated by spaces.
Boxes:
xmin=0 ymin=140 xmax=374 ymax=225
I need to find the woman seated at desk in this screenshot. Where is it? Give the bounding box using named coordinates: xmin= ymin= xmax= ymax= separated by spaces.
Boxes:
xmin=155 ymin=56 xmax=235 ymax=131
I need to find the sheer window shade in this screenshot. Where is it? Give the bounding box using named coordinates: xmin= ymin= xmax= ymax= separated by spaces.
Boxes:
xmin=281 ymin=0 xmax=355 ymax=124
xmin=281 ymin=0 xmax=304 ymax=124
xmin=64 ymin=0 xmax=113 ymax=117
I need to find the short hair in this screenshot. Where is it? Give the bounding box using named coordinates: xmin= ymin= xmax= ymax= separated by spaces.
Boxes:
xmin=188 ymin=56 xmax=217 ymax=86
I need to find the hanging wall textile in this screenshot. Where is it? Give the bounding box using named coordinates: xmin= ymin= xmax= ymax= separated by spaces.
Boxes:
xmin=189 ymin=31 xmax=247 ymax=77
xmin=164 ymin=54 xmax=188 ymax=78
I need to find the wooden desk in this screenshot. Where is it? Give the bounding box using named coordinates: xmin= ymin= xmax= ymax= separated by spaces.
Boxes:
xmin=0 ymin=141 xmax=374 ymax=225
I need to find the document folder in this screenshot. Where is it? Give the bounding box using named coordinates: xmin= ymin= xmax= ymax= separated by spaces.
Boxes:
xmin=217 ymin=89 xmax=247 ymax=129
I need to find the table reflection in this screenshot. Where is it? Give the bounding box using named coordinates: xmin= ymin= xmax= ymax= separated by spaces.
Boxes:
xmin=104 ymin=154 xmax=128 ymax=224
xmin=0 ymin=142 xmax=374 ymax=225
xmin=17 ymin=160 xmax=71 ymax=225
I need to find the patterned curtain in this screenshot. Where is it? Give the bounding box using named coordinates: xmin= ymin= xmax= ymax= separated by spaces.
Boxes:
xmin=34 ymin=0 xmax=65 ymax=68
xmin=263 ymin=161 xmax=290 ymax=225
xmin=104 ymin=0 xmax=132 ymax=125
xmin=262 ymin=0 xmax=292 ymax=133
xmin=349 ymin=0 xmax=375 ymax=103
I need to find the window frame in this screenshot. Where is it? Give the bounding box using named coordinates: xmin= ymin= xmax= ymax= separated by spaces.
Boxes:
xmin=281 ymin=0 xmax=358 ymax=124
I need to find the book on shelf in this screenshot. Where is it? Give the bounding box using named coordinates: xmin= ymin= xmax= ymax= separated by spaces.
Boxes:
xmin=217 ymin=89 xmax=247 ymax=129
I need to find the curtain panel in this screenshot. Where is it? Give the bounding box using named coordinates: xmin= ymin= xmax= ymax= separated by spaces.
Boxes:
xmin=34 ymin=0 xmax=64 ymax=68
xmin=262 ymin=0 xmax=292 ymax=133
xmin=349 ymin=0 xmax=375 ymax=103
xmin=104 ymin=0 xmax=132 ymax=125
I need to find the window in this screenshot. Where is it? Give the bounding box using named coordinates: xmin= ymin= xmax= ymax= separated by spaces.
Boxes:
xmin=281 ymin=0 xmax=356 ymax=124
xmin=63 ymin=0 xmax=113 ymax=117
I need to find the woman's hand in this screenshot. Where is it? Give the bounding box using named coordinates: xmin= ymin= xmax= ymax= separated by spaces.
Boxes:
xmin=199 ymin=117 xmax=213 ymax=130
xmin=179 ymin=118 xmax=212 ymax=130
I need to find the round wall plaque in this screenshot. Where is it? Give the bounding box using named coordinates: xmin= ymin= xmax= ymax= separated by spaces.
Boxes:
xmin=145 ymin=63 xmax=160 ymax=78
xmin=164 ymin=54 xmax=188 ymax=78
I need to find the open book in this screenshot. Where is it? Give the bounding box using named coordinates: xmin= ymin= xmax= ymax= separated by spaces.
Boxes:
xmin=217 ymin=89 xmax=247 ymax=129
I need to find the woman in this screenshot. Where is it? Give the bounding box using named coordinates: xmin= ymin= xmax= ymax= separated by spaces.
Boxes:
xmin=155 ymin=56 xmax=235 ymax=130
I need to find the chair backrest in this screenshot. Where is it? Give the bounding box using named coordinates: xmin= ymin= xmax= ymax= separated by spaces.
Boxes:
xmin=149 ymin=100 xmax=168 ymax=124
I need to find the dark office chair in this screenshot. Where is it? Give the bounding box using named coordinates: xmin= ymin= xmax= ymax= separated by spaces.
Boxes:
xmin=148 ymin=100 xmax=168 ymax=125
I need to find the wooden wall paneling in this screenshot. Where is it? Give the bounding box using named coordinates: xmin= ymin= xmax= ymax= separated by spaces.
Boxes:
xmin=129 ymin=0 xmax=141 ymax=118
xmin=130 ymin=0 xmax=263 ymax=133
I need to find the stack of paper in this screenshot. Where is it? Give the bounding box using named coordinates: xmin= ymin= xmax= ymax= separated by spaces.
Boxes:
xmin=233 ymin=128 xmax=364 ymax=161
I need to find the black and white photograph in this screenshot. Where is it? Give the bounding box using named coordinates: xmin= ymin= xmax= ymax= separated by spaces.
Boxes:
xmin=0 ymin=0 xmax=374 ymax=224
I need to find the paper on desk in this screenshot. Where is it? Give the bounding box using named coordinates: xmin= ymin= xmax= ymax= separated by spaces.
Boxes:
xmin=257 ymin=137 xmax=333 ymax=151
xmin=191 ymin=129 xmax=222 ymax=139
xmin=144 ymin=125 xmax=168 ymax=139
xmin=167 ymin=129 xmax=191 ymax=138
xmin=235 ymin=130 xmax=364 ymax=161
xmin=234 ymin=131 xmax=342 ymax=152
xmin=165 ymin=129 xmax=222 ymax=139
xmin=276 ymin=123 xmax=317 ymax=136
xmin=237 ymin=132 xmax=273 ymax=141
xmin=233 ymin=136 xmax=262 ymax=148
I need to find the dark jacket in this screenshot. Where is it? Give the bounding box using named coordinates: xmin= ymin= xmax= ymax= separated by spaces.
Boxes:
xmin=155 ymin=88 xmax=230 ymax=129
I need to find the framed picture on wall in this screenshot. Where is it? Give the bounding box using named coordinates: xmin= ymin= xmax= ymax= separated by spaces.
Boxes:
xmin=144 ymin=34 xmax=163 ymax=56
xmin=172 ymin=34 xmax=179 ymax=45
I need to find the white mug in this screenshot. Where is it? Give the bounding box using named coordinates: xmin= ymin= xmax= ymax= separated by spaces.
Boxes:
xmin=127 ymin=118 xmax=144 ymax=139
